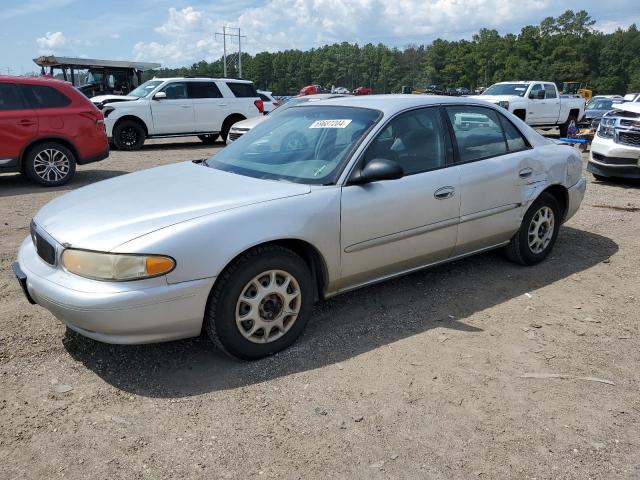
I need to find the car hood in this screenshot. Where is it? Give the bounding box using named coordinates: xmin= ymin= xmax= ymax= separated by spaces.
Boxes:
xmin=584 ymin=110 xmax=607 ymax=120
xmin=231 ymin=115 xmax=268 ymax=130
xmin=90 ymin=94 xmax=139 ymax=105
xmin=34 ymin=162 xmax=311 ymax=251
xmin=469 ymin=94 xmax=524 ymax=103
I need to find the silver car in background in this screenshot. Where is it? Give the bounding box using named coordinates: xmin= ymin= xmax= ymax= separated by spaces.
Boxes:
xmin=14 ymin=95 xmax=586 ymax=360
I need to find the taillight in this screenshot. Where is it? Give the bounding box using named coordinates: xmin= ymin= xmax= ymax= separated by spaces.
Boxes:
xmin=79 ymin=111 xmax=104 ymax=124
xmin=254 ymin=98 xmax=264 ymax=113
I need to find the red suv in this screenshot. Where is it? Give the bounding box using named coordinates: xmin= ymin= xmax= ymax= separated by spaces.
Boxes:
xmin=0 ymin=76 xmax=109 ymax=186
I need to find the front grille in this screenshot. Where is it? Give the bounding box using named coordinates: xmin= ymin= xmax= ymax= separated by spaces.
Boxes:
xmin=618 ymin=132 xmax=640 ymax=147
xmin=592 ymin=152 xmax=637 ymax=166
xmin=30 ymin=222 xmax=56 ymax=265
xmin=620 ymin=119 xmax=640 ymax=128
xmin=228 ymin=132 xmax=243 ymax=141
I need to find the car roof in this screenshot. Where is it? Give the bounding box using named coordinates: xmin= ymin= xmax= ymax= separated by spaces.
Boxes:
xmin=151 ymin=77 xmax=254 ymax=83
xmin=0 ymin=75 xmax=71 ymax=85
xmin=296 ymin=94 xmax=509 ymax=115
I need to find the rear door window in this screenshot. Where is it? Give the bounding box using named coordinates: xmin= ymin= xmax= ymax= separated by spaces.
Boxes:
xmin=544 ymin=84 xmax=557 ymax=99
xmin=188 ymin=82 xmax=222 ymax=99
xmin=498 ymin=115 xmax=530 ymax=152
xmin=0 ymin=83 xmax=27 ymax=110
xmin=226 ymin=82 xmax=258 ymax=98
xmin=445 ymin=106 xmax=509 ymax=163
xmin=20 ymin=85 xmax=71 ymax=108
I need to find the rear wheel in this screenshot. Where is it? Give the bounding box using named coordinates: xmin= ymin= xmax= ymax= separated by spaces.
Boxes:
xmin=113 ymin=119 xmax=145 ymax=151
xmin=559 ymin=114 xmax=577 ymax=138
xmin=505 ymin=192 xmax=560 ymax=266
xmin=198 ymin=134 xmax=219 ymax=144
xmin=23 ymin=142 xmax=76 ymax=187
xmin=204 ymin=245 xmax=314 ymax=360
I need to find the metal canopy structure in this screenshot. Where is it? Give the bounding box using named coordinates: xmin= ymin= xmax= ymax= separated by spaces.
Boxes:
xmin=33 ymin=56 xmax=160 ymax=71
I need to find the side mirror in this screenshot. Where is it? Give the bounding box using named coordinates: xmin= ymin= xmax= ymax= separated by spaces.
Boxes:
xmin=350 ymin=158 xmax=404 ymax=185
xmin=153 ymin=91 xmax=167 ymax=100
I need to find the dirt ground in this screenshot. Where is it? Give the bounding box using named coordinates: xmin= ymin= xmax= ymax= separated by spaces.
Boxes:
xmin=0 ymin=137 xmax=639 ymax=479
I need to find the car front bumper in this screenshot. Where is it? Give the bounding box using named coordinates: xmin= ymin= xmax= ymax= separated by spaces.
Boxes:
xmin=15 ymin=237 xmax=215 ymax=344
xmin=588 ymin=136 xmax=640 ymax=179
xmin=564 ymin=176 xmax=587 ymax=223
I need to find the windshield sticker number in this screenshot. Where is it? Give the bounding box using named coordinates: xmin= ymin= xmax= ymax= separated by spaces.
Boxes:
xmin=309 ymin=119 xmax=352 ymax=129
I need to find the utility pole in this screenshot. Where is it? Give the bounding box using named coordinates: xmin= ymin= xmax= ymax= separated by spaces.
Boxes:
xmin=215 ymin=26 xmax=228 ymax=77
xmin=215 ymin=26 xmax=246 ymax=78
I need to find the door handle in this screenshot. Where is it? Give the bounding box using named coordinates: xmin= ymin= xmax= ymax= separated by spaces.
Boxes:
xmin=180 ymin=105 xmax=191 ymax=108
xmin=218 ymin=103 xmax=228 ymax=107
xmin=519 ymin=168 xmax=533 ymax=178
xmin=434 ymin=186 xmax=455 ymax=199
xmin=18 ymin=119 xmax=36 ymax=127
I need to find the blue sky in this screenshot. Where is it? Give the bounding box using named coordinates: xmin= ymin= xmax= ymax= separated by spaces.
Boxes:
xmin=1 ymin=0 xmax=639 ymax=74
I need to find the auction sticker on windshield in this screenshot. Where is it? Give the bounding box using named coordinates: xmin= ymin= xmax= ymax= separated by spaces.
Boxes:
xmin=309 ymin=119 xmax=352 ymax=129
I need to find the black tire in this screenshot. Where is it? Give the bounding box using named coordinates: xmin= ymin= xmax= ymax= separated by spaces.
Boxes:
xmin=113 ymin=119 xmax=145 ymax=151
xmin=220 ymin=117 xmax=243 ymax=144
xmin=204 ymin=245 xmax=314 ymax=360
xmin=559 ymin=115 xmax=577 ymax=138
xmin=23 ymin=142 xmax=76 ymax=187
xmin=592 ymin=173 xmax=608 ymax=181
xmin=198 ymin=134 xmax=219 ymax=144
xmin=505 ymin=192 xmax=561 ymax=266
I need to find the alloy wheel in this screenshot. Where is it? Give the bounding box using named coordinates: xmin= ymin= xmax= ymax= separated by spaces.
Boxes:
xmin=33 ymin=148 xmax=70 ymax=183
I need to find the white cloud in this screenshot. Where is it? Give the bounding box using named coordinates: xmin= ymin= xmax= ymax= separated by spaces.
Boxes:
xmin=134 ymin=0 xmax=639 ymax=67
xmin=36 ymin=31 xmax=66 ymax=52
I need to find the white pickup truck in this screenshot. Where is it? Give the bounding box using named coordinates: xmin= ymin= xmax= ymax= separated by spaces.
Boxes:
xmin=91 ymin=77 xmax=264 ymax=150
xmin=471 ymin=81 xmax=585 ymax=136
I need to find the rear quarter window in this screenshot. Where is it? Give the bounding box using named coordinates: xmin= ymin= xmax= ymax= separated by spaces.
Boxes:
xmin=226 ymin=82 xmax=258 ymax=98
xmin=21 ymin=85 xmax=71 ymax=108
xmin=0 ymin=83 xmax=27 ymax=110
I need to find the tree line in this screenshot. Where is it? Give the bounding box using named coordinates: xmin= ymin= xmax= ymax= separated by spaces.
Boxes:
xmin=145 ymin=10 xmax=640 ymax=96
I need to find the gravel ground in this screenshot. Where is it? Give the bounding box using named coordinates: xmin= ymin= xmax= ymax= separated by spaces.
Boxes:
xmin=1 ymin=137 xmax=639 ymax=479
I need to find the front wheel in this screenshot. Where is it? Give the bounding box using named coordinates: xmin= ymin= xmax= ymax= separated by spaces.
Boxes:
xmin=113 ymin=119 xmax=145 ymax=151
xmin=204 ymin=245 xmax=314 ymax=360
xmin=505 ymin=192 xmax=561 ymax=266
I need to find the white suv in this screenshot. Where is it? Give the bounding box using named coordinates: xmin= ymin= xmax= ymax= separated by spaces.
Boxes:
xmin=92 ymin=77 xmax=264 ymax=150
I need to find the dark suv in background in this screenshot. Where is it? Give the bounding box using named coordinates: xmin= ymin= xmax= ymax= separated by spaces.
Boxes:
xmin=0 ymin=76 xmax=109 ymax=187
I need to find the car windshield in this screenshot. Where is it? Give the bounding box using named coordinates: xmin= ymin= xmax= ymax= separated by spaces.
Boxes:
xmin=205 ymin=105 xmax=380 ymax=184
xmin=483 ymin=83 xmax=529 ymax=97
xmin=128 ymin=80 xmax=163 ymax=98
xmin=587 ymin=99 xmax=613 ymax=110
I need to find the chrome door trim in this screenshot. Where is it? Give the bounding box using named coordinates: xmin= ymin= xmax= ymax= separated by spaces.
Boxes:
xmin=332 ymin=241 xmax=510 ymax=296
xmin=343 ymin=216 xmax=460 ymax=253
xmin=459 ymin=203 xmax=522 ymax=224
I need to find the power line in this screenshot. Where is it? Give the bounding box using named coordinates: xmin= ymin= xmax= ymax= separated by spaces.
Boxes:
xmin=215 ymin=26 xmax=246 ymax=78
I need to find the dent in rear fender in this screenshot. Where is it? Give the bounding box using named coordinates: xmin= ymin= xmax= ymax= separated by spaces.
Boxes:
xmin=112 ymin=188 xmax=342 ymax=287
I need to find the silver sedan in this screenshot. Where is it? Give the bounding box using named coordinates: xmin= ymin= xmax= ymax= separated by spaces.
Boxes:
xmin=14 ymin=95 xmax=586 ymax=360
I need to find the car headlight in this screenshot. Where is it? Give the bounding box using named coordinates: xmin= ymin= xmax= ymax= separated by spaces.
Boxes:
xmin=497 ymin=100 xmax=510 ymax=110
xmin=103 ymin=106 xmax=115 ymax=118
xmin=62 ymin=249 xmax=175 ymax=281
xmin=597 ymin=117 xmax=615 ymax=139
